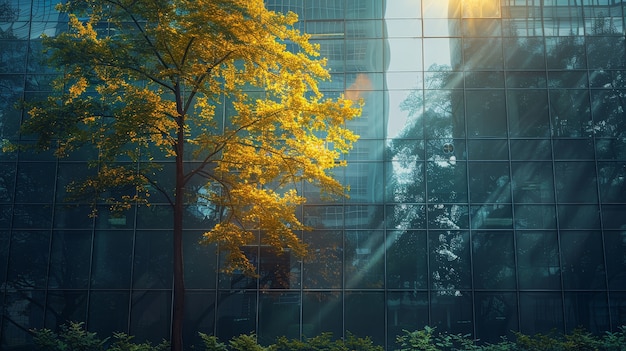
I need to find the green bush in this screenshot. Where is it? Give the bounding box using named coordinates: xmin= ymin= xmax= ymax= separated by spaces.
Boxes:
xmin=32 ymin=322 xmax=626 ymax=351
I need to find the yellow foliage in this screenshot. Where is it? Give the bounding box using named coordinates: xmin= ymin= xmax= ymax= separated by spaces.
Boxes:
xmin=24 ymin=0 xmax=362 ymax=274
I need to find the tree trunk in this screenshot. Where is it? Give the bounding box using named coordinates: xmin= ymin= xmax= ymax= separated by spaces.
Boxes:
xmin=172 ymin=91 xmax=186 ymax=351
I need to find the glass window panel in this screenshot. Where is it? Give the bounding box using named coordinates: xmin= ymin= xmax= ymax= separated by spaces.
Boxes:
xmin=0 ymin=230 xmax=8 ymax=283
xmin=303 ymin=205 xmax=343 ymax=229
xmin=515 ymin=205 xmax=556 ymax=230
xmin=0 ymin=205 xmax=11 ymax=228
xmin=7 ymin=230 xmax=50 ymax=289
xmin=510 ymin=139 xmax=552 ymax=160
xmin=0 ymin=162 xmax=15 ymax=203
xmin=589 ymin=69 xmax=626 ymax=88
xmin=545 ymin=37 xmax=586 ymax=69
xmin=554 ymin=162 xmax=598 ymax=203
xmin=53 ymin=205 xmax=94 ymax=229
xmin=474 ymin=292 xmax=518 ymax=343
xmin=305 ymin=0 xmax=345 ymax=20
xmin=386 ymin=38 xmax=422 ymax=72
xmin=385 ymin=0 xmax=422 ymax=18
xmin=468 ymin=140 xmax=508 ymax=160
xmin=423 ymin=19 xmax=461 ymax=37
xmin=386 ymin=71 xmax=423 ymax=90
xmin=429 ymin=291 xmax=473 ymax=335
xmin=88 ymin=291 xmax=130 ymax=337
xmin=1 ymin=290 xmax=45 ymax=349
xmin=425 ymin=71 xmax=464 ymax=89
xmin=344 ymin=205 xmax=384 ymax=229
xmin=596 ymin=138 xmax=626 ymax=160
xmin=387 ymin=291 xmax=428 ymax=350
xmin=428 ymin=204 xmax=469 ymax=230
xmin=12 ymin=203 xmax=52 ymax=229
xmin=564 ymin=292 xmax=610 ymax=334
xmin=345 ymin=231 xmax=384 ymax=289
xmin=465 ymin=71 xmax=504 ymax=88
xmin=507 ymin=90 xmax=550 ymax=137
xmin=424 ymin=38 xmax=460 ymax=69
xmin=386 ymin=204 xmax=426 ymax=230
xmin=386 ymin=19 xmax=421 ymax=37
xmin=502 ymin=19 xmax=544 ymax=36
xmin=130 ymin=290 xmax=171 ymax=345
xmin=511 ymin=162 xmax=555 ymax=203
xmin=45 ymin=290 xmax=87 ymax=330
xmin=303 ymin=231 xmax=342 ymax=289
xmin=561 ymin=231 xmax=606 ymax=290
xmin=302 ymin=292 xmax=342 ymax=338
xmin=345 ymin=39 xmax=384 ymax=72
xmin=462 ymin=19 xmax=501 ymax=36
xmin=132 ymin=230 xmax=172 ymax=289
xmin=216 ymin=291 xmax=256 ymax=341
xmin=553 ymin=138 xmax=595 ymax=159
xmin=345 ymin=163 xmax=383 ymax=204
xmin=471 ymin=204 xmax=513 ymax=230
xmin=463 ymin=38 xmax=503 ymax=70
xmin=184 ymin=231 xmax=217 ymax=289
xmin=591 ymin=89 xmax=626 ymax=138
xmin=346 ymin=20 xmax=384 ymax=38
xmin=429 ymin=231 xmax=471 ymax=290
xmin=387 ymin=230 xmax=427 ymax=289
xmin=0 ymin=103 xmax=21 ymax=141
xmin=183 ymin=291 xmax=216 ymax=347
xmin=423 ymin=0 xmax=461 ymax=18
xmin=94 ymin=205 xmax=136 ymax=230
xmin=14 ymin=162 xmax=56 ymax=203
xmin=519 ymin=292 xmax=564 ymax=335
xmin=605 ymin=231 xmax=626 ymax=290
xmin=55 ymin=163 xmax=96 ymax=202
xmin=517 ymin=231 xmax=561 ymax=289
xmin=424 ymin=90 xmax=465 ymax=139
xmin=91 ymin=230 xmax=133 ymax=289
xmin=0 ymin=40 xmax=28 ymax=73
xmin=469 ymin=162 xmax=511 ymax=203
xmin=504 ymin=37 xmax=546 ymax=69
xmin=218 ymin=244 xmax=258 ymax=289
xmin=426 ymin=139 xmax=466 ymax=161
xmin=427 ymin=162 xmax=468 ymax=203
xmin=602 ymin=205 xmax=626 ymax=229
xmin=609 ymin=292 xmax=626 ymax=328
xmin=259 ymin=245 xmax=300 ymax=290
xmin=387 ymin=137 xmax=425 ymax=168
xmin=136 ymin=205 xmax=173 ymax=229
xmin=472 ymin=231 xmax=516 ymax=289
xmin=313 ymin=39 xmax=344 ymax=72
xmin=345 ymin=292 xmax=385 ymax=346
xmin=258 ymin=292 xmax=301 ymax=343
xmin=347 ymin=0 xmax=384 ymax=19
xmin=48 ymin=230 xmax=91 ymax=289
xmin=385 ymin=161 xmax=425 ymax=203
xmin=506 ymin=71 xmax=547 ymax=88
xmin=587 ymin=36 xmax=626 ymax=69
xmin=353 ymin=90 xmax=385 ymax=138
xmin=598 ymin=162 xmax=626 ymax=203
xmin=548 ymin=70 xmax=589 ymax=88
xmin=558 ymin=204 xmax=601 ymax=229
xmin=466 ymin=90 xmax=507 ymax=137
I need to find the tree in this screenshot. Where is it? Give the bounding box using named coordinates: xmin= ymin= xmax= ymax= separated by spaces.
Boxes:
xmin=15 ymin=0 xmax=361 ymax=350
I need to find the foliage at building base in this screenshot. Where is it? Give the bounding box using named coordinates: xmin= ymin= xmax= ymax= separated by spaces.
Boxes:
xmin=32 ymin=322 xmax=626 ymax=351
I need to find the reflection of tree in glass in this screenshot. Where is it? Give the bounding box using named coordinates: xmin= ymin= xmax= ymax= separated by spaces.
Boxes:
xmin=387 ymin=67 xmax=468 ymax=295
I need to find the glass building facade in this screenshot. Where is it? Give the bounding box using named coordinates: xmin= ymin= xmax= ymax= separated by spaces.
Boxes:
xmin=1 ymin=0 xmax=626 ymax=349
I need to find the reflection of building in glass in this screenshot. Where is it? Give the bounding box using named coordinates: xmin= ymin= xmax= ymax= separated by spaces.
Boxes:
xmin=1 ymin=0 xmax=626 ymax=349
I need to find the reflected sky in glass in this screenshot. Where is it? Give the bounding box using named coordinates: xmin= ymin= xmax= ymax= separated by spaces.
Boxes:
xmin=384 ymin=1 xmax=453 ymax=138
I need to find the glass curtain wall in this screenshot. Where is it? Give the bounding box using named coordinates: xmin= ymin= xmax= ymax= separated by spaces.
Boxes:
xmin=1 ymin=0 xmax=626 ymax=349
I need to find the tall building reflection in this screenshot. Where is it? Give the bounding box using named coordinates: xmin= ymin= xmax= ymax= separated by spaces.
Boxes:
xmin=1 ymin=0 xmax=626 ymax=349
